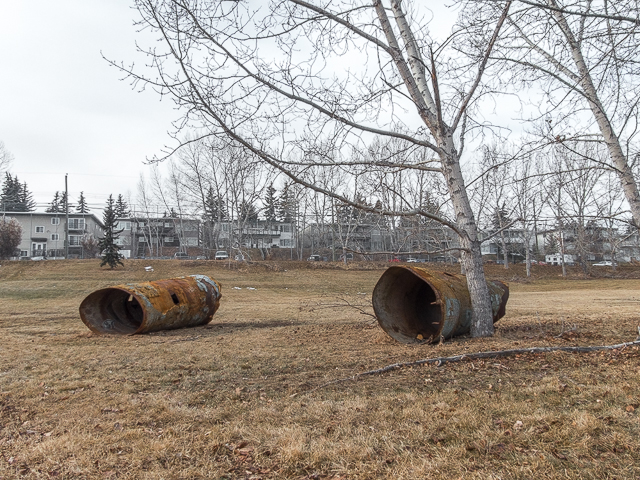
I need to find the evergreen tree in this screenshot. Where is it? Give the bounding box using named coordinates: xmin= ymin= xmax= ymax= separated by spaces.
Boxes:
xmin=114 ymin=194 xmax=130 ymax=218
xmin=19 ymin=182 xmax=36 ymax=212
xmin=99 ymin=194 xmax=124 ymax=269
xmin=46 ymin=191 xmax=61 ymax=213
xmin=61 ymin=191 xmax=72 ymax=212
xmin=76 ymin=191 xmax=90 ymax=213
xmin=277 ymin=184 xmax=296 ymax=222
xmin=204 ymin=187 xmax=227 ymax=221
xmin=492 ymin=203 xmax=511 ymax=230
xmin=239 ymin=200 xmax=259 ymax=223
xmin=1 ymin=173 xmax=18 ymax=211
xmin=1 ymin=173 xmax=35 ymax=212
xmin=46 ymin=191 xmax=72 ymax=213
xmin=264 ymin=183 xmax=278 ymax=222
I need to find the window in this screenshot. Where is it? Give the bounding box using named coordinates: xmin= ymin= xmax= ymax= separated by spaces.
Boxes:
xmin=51 ymin=218 xmax=60 ymax=225
xmin=280 ymin=239 xmax=291 ymax=247
xmin=51 ymin=234 xmax=59 ymax=241
xmin=69 ymin=235 xmax=82 ymax=246
xmin=164 ymin=237 xmax=174 ymax=243
xmin=20 ymin=250 xmax=28 ymax=257
xmin=35 ymin=226 xmax=44 ymax=233
xmin=68 ymin=218 xmax=86 ymax=230
xmin=117 ymin=221 xmax=131 ymax=230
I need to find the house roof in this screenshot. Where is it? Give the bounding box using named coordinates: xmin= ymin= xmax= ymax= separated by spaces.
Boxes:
xmin=1 ymin=211 xmax=105 ymax=229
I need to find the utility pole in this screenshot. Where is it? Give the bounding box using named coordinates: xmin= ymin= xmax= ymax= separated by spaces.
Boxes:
xmin=65 ymin=173 xmax=69 ymax=259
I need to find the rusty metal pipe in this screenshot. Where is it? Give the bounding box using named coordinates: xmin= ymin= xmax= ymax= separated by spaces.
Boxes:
xmin=79 ymin=275 xmax=222 ymax=335
xmin=372 ymin=266 xmax=508 ymax=344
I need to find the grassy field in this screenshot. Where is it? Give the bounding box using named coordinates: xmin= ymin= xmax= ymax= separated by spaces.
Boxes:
xmin=1 ymin=260 xmax=639 ymax=479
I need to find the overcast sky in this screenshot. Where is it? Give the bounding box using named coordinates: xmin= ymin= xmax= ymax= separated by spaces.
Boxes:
xmin=0 ymin=1 xmax=177 ymax=212
xmin=0 ymin=1 xmax=465 ymax=215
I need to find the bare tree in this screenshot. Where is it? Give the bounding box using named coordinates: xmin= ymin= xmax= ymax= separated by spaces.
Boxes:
xmin=475 ymin=143 xmax=517 ymax=269
xmin=135 ymin=174 xmax=163 ymax=257
xmin=509 ymin=151 xmax=546 ymax=276
xmin=0 ymin=141 xmax=13 ymax=177
xmin=556 ymin=142 xmax=604 ymax=272
xmin=465 ymin=0 xmax=640 ymax=230
xmin=119 ymin=0 xmax=514 ymax=337
xmin=595 ymin=170 xmax=626 ymax=269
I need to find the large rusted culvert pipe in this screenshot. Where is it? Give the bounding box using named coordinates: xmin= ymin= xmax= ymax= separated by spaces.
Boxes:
xmin=79 ymin=275 xmax=222 ymax=335
xmin=372 ymin=266 xmax=508 ymax=344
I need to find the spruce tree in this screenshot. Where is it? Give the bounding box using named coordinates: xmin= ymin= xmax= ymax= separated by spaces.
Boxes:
xmin=114 ymin=194 xmax=130 ymax=218
xmin=99 ymin=194 xmax=124 ymax=269
xmin=19 ymin=182 xmax=36 ymax=211
xmin=46 ymin=191 xmax=61 ymax=213
xmin=60 ymin=191 xmax=72 ymax=213
xmin=76 ymin=191 xmax=90 ymax=213
xmin=204 ymin=187 xmax=226 ymax=221
xmin=277 ymin=184 xmax=296 ymax=223
xmin=239 ymin=200 xmax=259 ymax=223
xmin=264 ymin=183 xmax=277 ymax=222
xmin=1 ymin=173 xmax=35 ymax=212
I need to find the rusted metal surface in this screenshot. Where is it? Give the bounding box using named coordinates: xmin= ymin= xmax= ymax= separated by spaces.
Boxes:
xmin=79 ymin=275 xmax=222 ymax=335
xmin=372 ymin=266 xmax=508 ymax=344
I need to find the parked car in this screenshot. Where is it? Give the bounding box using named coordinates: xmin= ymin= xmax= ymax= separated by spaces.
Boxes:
xmin=339 ymin=253 xmax=354 ymax=261
xmin=174 ymin=252 xmax=190 ymax=260
xmin=592 ymin=261 xmax=616 ymax=266
xmin=388 ymin=257 xmax=401 ymax=262
xmin=406 ymin=258 xmax=418 ymax=263
xmin=307 ymin=254 xmax=321 ymax=261
xmin=214 ymin=250 xmax=229 ymax=260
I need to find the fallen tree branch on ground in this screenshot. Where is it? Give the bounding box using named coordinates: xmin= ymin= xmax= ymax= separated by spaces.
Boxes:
xmin=301 ymin=335 xmax=640 ymax=395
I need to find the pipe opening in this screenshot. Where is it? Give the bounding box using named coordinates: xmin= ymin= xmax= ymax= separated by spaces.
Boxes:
xmin=170 ymin=293 xmax=180 ymax=305
xmin=80 ymin=288 xmax=144 ymax=334
xmin=374 ymin=268 xmax=442 ymax=343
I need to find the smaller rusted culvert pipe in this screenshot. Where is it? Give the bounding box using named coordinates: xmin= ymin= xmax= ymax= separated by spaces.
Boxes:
xmin=372 ymin=266 xmax=508 ymax=344
xmin=79 ymin=275 xmax=222 ymax=335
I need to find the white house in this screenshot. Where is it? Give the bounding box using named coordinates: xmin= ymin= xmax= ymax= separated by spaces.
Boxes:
xmin=545 ymin=253 xmax=575 ymax=266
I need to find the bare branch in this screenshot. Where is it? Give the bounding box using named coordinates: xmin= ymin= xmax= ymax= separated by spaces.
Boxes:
xmin=303 ymin=338 xmax=640 ymax=394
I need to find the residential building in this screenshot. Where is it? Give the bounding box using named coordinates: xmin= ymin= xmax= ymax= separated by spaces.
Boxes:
xmin=116 ymin=216 xmax=200 ymax=259
xmin=480 ymin=227 xmax=529 ymax=262
xmin=2 ymin=211 xmax=104 ymax=259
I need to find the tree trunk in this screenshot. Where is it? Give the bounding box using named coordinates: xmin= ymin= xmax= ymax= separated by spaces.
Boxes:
xmin=560 ymin=231 xmax=567 ymax=277
xmin=500 ymin=232 xmax=509 ymax=269
xmin=439 ymin=134 xmax=494 ymax=337
xmin=525 ymin=229 xmax=531 ymax=277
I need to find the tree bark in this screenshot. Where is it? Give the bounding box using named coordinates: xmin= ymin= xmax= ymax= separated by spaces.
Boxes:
xmin=439 ymin=133 xmax=494 ymax=337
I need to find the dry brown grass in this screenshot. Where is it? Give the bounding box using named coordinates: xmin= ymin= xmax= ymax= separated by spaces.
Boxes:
xmin=1 ymin=260 xmax=639 ymax=479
